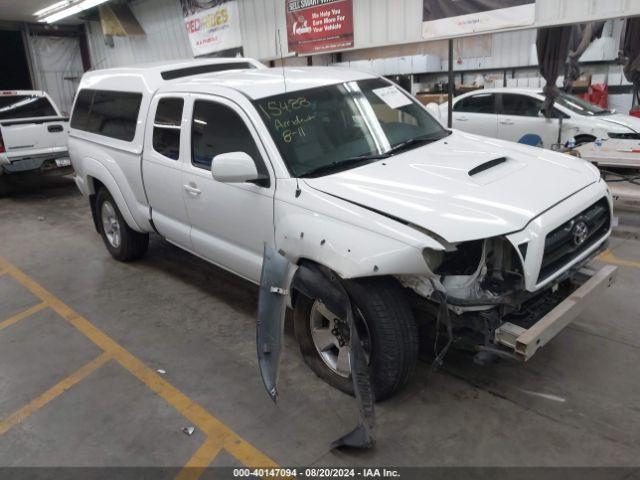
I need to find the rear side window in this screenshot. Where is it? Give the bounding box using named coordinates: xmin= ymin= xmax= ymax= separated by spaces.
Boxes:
xmin=70 ymin=90 xmax=93 ymax=129
xmin=153 ymin=98 xmax=183 ymax=160
xmin=454 ymin=93 xmax=496 ymax=114
xmin=191 ymin=100 xmax=267 ymax=178
xmin=70 ymin=89 xmax=142 ymax=142
xmin=500 ymin=94 xmax=543 ymax=117
xmin=0 ymin=95 xmax=57 ymax=120
xmin=88 ymin=91 xmax=142 ymax=141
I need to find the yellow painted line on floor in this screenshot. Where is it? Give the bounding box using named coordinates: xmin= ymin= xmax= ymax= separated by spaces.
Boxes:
xmin=0 ymin=255 xmax=278 ymax=469
xmin=0 ymin=352 xmax=110 ymax=435
xmin=0 ymin=302 xmax=48 ymax=331
xmin=598 ymin=250 xmax=640 ymax=269
xmin=175 ymin=437 xmax=224 ymax=480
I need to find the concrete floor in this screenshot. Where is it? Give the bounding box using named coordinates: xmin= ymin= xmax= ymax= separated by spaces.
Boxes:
xmin=1 ymin=176 xmax=640 ymax=472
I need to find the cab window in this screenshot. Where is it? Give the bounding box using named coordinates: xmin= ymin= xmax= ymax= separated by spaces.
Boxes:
xmin=191 ymin=100 xmax=268 ymax=180
xmin=0 ymin=95 xmax=57 ymax=120
xmin=500 ymin=94 xmax=543 ymax=117
xmin=153 ymin=98 xmax=183 ymax=160
xmin=453 ymin=93 xmax=496 ymax=114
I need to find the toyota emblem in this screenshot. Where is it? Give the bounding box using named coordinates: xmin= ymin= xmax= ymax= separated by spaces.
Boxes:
xmin=572 ymin=221 xmax=589 ymax=246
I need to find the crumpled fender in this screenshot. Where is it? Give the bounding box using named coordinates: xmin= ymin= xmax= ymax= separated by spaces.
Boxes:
xmin=289 ymin=262 xmax=375 ymax=449
xmin=274 ymin=180 xmax=441 ymax=280
xmin=257 ymin=247 xmax=375 ymax=449
xmin=257 ymin=245 xmax=292 ymax=402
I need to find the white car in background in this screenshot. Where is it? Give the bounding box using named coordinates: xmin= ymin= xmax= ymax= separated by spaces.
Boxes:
xmin=439 ymin=87 xmax=640 ymax=148
xmin=0 ymin=90 xmax=72 ymax=194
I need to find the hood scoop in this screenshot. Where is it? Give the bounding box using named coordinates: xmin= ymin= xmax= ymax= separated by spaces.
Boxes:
xmin=468 ymin=157 xmax=508 ymax=176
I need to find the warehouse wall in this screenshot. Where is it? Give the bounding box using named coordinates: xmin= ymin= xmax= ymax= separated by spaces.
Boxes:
xmin=85 ymin=0 xmax=640 ymax=67
xmin=238 ymin=0 xmax=640 ymax=60
xmin=86 ymin=0 xmax=191 ymax=69
xmin=27 ymin=35 xmax=84 ymax=114
xmin=77 ymin=0 xmax=637 ymax=115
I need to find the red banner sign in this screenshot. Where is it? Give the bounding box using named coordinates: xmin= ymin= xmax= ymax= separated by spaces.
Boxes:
xmin=286 ymin=0 xmax=354 ymax=54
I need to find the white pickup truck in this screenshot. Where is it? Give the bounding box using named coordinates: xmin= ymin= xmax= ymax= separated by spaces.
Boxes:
xmin=69 ymin=59 xmax=617 ymax=401
xmin=0 ymin=90 xmax=72 ymax=193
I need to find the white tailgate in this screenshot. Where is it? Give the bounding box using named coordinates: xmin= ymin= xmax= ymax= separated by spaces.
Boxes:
xmin=1 ymin=118 xmax=69 ymax=158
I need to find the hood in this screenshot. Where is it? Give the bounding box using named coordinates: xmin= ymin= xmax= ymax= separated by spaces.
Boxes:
xmin=597 ymin=113 xmax=640 ymax=134
xmin=303 ymin=131 xmax=600 ymax=243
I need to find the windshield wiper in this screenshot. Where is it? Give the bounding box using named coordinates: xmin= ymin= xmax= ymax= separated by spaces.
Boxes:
xmin=385 ymin=131 xmax=451 ymax=155
xmin=298 ymin=153 xmax=389 ymax=178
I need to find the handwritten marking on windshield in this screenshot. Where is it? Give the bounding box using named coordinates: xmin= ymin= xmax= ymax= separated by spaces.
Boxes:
xmin=258 ymin=97 xmax=311 ymax=119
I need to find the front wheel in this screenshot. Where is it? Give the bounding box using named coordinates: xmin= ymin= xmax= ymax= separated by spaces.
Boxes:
xmin=96 ymin=188 xmax=149 ymax=262
xmin=293 ymin=276 xmax=419 ymax=401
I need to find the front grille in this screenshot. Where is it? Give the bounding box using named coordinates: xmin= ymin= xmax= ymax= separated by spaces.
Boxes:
xmin=537 ymin=198 xmax=610 ymax=283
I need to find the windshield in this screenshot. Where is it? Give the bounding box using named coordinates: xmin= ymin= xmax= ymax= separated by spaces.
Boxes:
xmin=553 ymin=92 xmax=610 ymax=116
xmin=253 ymin=78 xmax=449 ymax=178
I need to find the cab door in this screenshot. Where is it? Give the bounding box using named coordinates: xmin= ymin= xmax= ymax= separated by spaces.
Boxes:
xmin=182 ymin=94 xmax=275 ymax=283
xmin=497 ymin=93 xmax=561 ymax=147
xmin=452 ymin=92 xmax=499 ymax=138
xmin=141 ymin=94 xmax=192 ymax=249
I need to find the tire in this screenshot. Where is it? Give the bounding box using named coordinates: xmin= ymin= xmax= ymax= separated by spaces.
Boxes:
xmin=95 ymin=188 xmax=149 ymax=262
xmin=293 ymin=276 xmax=419 ymax=401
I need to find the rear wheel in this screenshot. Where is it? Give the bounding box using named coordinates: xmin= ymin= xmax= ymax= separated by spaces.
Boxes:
xmin=96 ymin=188 xmax=149 ymax=262
xmin=294 ymin=276 xmax=419 ymax=401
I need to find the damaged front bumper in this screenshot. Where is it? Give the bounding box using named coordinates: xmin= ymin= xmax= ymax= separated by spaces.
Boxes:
xmin=494 ymin=264 xmax=617 ymax=361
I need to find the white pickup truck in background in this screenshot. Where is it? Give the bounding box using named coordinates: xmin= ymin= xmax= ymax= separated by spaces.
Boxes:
xmin=0 ymin=90 xmax=73 ymax=194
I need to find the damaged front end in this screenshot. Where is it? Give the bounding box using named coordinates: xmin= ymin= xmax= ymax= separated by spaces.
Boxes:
xmin=402 ymin=237 xmax=527 ymax=310
xmin=398 ymin=236 xmax=617 ymax=362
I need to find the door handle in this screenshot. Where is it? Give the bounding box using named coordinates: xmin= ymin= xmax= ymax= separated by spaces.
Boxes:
xmin=499 ymin=120 xmax=515 ymax=126
xmin=48 ymin=124 xmax=64 ymax=132
xmin=457 ymin=117 xmax=468 ymax=122
xmin=183 ymin=184 xmax=201 ymax=196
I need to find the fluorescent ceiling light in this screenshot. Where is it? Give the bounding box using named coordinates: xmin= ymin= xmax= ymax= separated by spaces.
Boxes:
xmin=39 ymin=0 xmax=111 ymax=23
xmin=33 ymin=0 xmax=72 ymax=17
xmin=79 ymin=0 xmax=112 ymax=10
xmin=41 ymin=5 xmax=82 ymax=23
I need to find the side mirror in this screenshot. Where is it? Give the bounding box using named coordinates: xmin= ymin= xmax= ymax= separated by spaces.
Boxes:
xmin=211 ymin=152 xmax=262 ymax=184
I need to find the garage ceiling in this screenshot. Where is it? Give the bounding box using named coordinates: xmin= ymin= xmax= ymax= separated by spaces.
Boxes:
xmin=0 ymin=1 xmax=57 ymax=22
xmin=0 ymin=0 xmax=83 ymax=23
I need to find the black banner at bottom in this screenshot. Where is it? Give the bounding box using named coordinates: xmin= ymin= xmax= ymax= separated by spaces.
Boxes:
xmin=0 ymin=467 xmax=638 ymax=480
